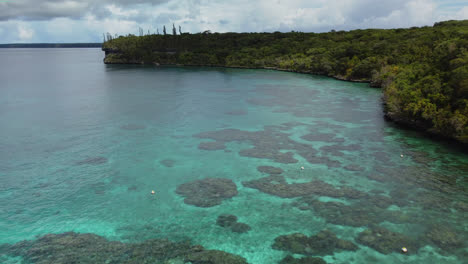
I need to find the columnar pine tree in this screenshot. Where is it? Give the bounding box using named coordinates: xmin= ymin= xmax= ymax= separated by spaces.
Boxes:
xmin=172 ymin=23 xmax=177 ymax=35
xmin=163 ymin=25 xmax=166 ymax=35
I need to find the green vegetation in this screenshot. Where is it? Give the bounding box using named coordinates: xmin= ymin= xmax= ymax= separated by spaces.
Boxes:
xmin=102 ymin=20 xmax=468 ymax=144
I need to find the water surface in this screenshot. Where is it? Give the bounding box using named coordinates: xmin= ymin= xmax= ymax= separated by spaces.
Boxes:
xmin=0 ymin=48 xmax=467 ymax=263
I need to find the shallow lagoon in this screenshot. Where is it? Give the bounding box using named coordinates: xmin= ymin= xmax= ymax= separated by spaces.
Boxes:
xmin=0 ymin=49 xmax=467 ymax=263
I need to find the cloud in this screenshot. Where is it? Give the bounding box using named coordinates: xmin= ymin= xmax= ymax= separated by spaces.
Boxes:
xmin=0 ymin=0 xmax=466 ymax=43
xmin=17 ymin=24 xmax=34 ymax=40
xmin=0 ymin=0 xmax=170 ymax=21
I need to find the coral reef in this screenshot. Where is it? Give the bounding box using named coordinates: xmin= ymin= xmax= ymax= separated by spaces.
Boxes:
xmin=239 ymin=148 xmax=298 ymax=164
xmin=357 ymin=226 xmax=419 ymax=254
xmin=216 ymin=214 xmax=238 ymax=227
xmin=279 ymin=255 xmax=327 ymax=264
xmin=272 ymin=230 xmax=358 ymax=256
xmin=186 ymin=250 xmax=248 ymax=264
xmin=216 ymin=214 xmax=251 ymax=234
xmin=1 ymin=232 xmax=248 ymax=264
xmin=257 ymin=166 xmax=284 ymax=175
xmin=243 ymin=175 xmax=367 ymax=199
xmin=343 ymin=164 xmax=365 ymax=172
xmin=294 ymin=198 xmax=412 ymax=227
xmin=160 ymin=159 xmax=175 ymax=167
xmin=198 ymin=141 xmax=226 ymax=151
xmin=74 ymin=157 xmax=108 ymax=166
xmin=300 ymin=133 xmax=345 ymax=143
xmin=225 ymin=110 xmax=248 ymax=116
xmin=194 ymin=126 xmax=368 ymax=168
xmin=231 ymin=223 xmax=252 ymax=233
xmin=176 ymin=178 xmax=238 ymax=207
xmin=194 ymin=128 xmax=309 ymax=164
xmin=425 ymin=224 xmax=463 ymax=251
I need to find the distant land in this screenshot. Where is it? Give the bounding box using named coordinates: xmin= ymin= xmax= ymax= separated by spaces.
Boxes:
xmin=0 ymin=43 xmax=102 ymax=48
xmin=102 ymin=20 xmax=468 ymax=144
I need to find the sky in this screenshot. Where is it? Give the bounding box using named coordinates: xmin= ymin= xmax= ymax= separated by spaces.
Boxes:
xmin=0 ymin=0 xmax=467 ymax=43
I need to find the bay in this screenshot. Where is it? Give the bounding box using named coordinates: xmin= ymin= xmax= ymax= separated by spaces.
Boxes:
xmin=0 ymin=48 xmax=466 ymax=264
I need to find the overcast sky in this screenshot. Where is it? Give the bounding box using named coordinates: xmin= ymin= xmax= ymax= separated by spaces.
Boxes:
xmin=0 ymin=0 xmax=467 ymax=43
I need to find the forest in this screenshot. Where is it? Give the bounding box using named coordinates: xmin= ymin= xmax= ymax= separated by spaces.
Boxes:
xmin=102 ymin=20 xmax=468 ymax=144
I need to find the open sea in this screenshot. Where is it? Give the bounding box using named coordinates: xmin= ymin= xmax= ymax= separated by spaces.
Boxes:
xmin=0 ymin=48 xmax=467 ymax=263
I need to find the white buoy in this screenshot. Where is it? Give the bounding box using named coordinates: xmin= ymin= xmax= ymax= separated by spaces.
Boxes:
xmin=151 ymin=190 xmax=155 ymax=195
xmin=400 ymin=154 xmax=404 ymax=158
xmin=300 ymin=166 xmax=304 ymax=170
xmin=401 ymin=247 xmax=408 ymax=253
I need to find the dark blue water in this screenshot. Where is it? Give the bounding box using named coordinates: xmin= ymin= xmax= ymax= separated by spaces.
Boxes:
xmin=0 ymin=48 xmax=467 ymax=264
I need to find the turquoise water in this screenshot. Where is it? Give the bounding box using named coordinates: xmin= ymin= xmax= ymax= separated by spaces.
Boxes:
xmin=0 ymin=48 xmax=467 ymax=263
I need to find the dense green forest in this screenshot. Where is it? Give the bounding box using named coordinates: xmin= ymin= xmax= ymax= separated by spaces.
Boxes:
xmin=102 ymin=20 xmax=468 ymax=144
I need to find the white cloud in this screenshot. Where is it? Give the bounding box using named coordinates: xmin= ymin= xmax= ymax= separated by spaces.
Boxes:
xmin=458 ymin=6 xmax=468 ymax=18
xmin=106 ymin=4 xmax=139 ymax=18
xmin=17 ymin=24 xmax=34 ymax=41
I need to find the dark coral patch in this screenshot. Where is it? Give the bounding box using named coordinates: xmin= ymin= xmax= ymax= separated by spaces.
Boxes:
xmin=373 ymin=151 xmax=390 ymax=162
xmin=240 ymin=148 xmax=298 ymax=164
xmin=127 ymin=185 xmax=138 ymax=191
xmin=198 ymin=141 xmax=226 ymax=151
xmin=243 ymin=175 xmax=367 ymax=199
xmin=357 ymin=226 xmax=420 ymax=254
xmin=2 ymin=232 xmax=247 ymax=264
xmin=301 ymin=133 xmax=345 ymax=143
xmin=186 ymin=250 xmax=248 ymax=264
xmin=176 ymin=178 xmax=238 ymax=207
xmin=280 ymin=255 xmax=327 ymax=264
xmin=366 ymin=173 xmax=388 ymax=183
xmin=294 ymin=198 xmax=409 ymax=227
xmin=216 ymin=214 xmax=251 ymax=234
xmin=425 ymin=224 xmax=464 ymax=251
xmin=303 ymin=155 xmax=341 ymax=168
xmin=194 ymin=128 xmax=322 ymax=165
xmin=216 ymin=214 xmax=238 ymax=227
xmin=272 ymin=230 xmax=358 ymax=256
xmin=344 ymin=164 xmax=365 ymax=171
xmin=75 ymin=157 xmax=108 ymax=166
xmin=225 ymin=110 xmax=248 ymax=116
xmin=231 ymin=223 xmax=251 ymax=233
xmin=160 ymin=159 xmax=175 ymax=167
xmin=320 ymin=144 xmax=362 ymax=155
xmin=257 ymin=165 xmax=284 ymax=174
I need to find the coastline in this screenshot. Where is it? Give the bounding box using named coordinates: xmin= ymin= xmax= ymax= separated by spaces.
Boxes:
xmin=103 ymin=55 xmax=374 ymax=84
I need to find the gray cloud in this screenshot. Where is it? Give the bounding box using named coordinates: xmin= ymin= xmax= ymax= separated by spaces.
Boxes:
xmin=0 ymin=0 xmax=466 ymax=43
xmin=0 ymin=0 xmax=170 ymax=21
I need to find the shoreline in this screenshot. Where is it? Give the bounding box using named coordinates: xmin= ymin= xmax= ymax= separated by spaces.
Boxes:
xmin=103 ymin=58 xmax=374 ymax=84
